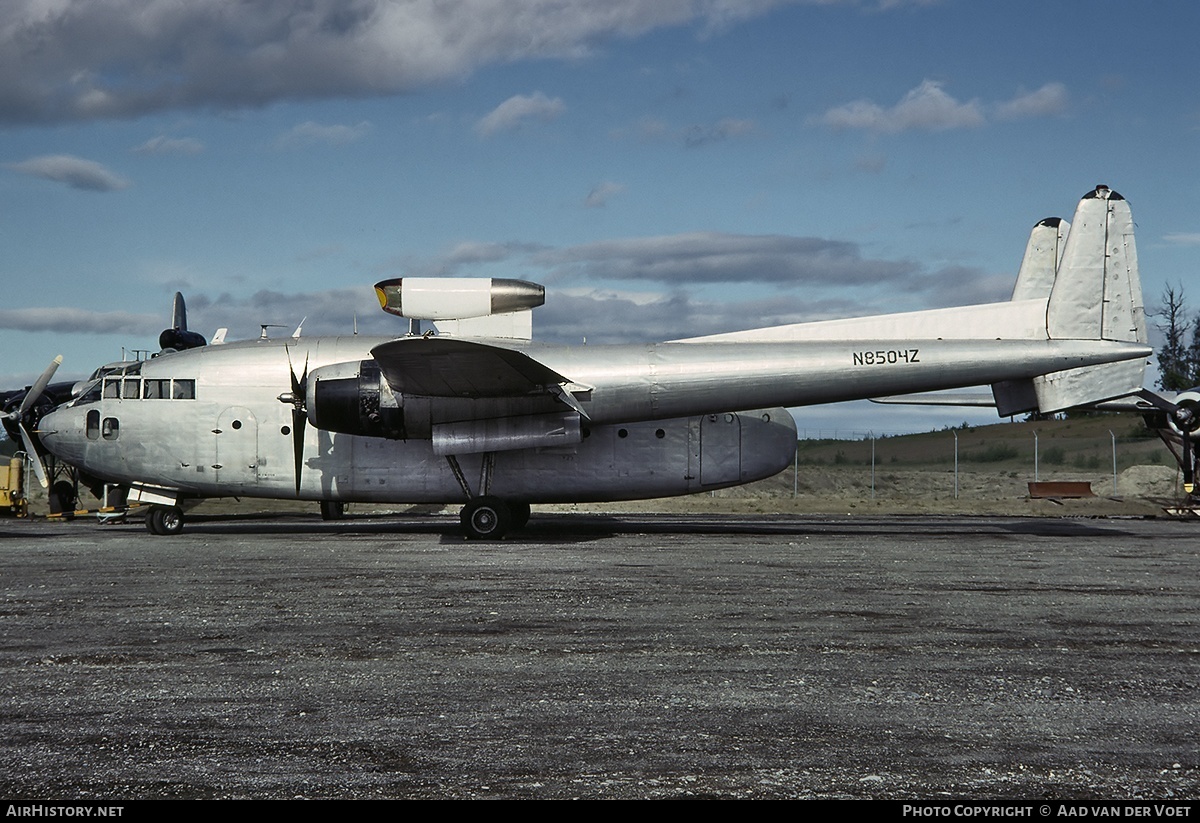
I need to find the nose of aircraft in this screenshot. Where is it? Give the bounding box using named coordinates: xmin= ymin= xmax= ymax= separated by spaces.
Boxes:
xmin=36 ymin=406 xmax=82 ymax=465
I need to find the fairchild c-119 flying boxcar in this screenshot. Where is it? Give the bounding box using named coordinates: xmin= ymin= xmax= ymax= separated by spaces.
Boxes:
xmin=24 ymin=186 xmax=1167 ymax=538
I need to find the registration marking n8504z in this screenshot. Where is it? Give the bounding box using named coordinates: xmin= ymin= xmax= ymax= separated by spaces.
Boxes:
xmin=852 ymin=348 xmax=921 ymax=366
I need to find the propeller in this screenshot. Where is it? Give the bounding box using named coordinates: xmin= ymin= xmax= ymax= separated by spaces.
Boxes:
xmin=1166 ymin=397 xmax=1200 ymax=494
xmin=158 ymin=292 xmax=207 ymax=352
xmin=278 ymin=348 xmax=309 ymax=495
xmin=2 ymin=356 xmax=63 ymax=488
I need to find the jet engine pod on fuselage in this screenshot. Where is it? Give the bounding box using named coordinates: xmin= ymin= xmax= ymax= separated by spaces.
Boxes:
xmin=373 ymin=277 xmax=544 ymax=320
xmin=306 ymin=359 xmax=405 ymax=439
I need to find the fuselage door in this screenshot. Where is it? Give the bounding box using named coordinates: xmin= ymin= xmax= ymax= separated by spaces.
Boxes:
xmin=699 ymin=412 xmax=741 ymax=486
xmin=213 ymin=407 xmax=259 ymax=489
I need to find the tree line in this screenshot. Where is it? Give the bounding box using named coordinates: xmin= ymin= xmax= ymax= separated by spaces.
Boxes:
xmin=1155 ymin=284 xmax=1200 ymax=392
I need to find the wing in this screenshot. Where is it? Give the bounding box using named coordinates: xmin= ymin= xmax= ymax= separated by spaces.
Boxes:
xmin=368 ymin=337 xmax=591 ymax=455
xmin=369 ymin=337 xmax=570 ymax=398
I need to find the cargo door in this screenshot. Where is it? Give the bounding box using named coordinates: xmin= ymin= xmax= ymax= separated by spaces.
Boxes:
xmin=700 ymin=412 xmax=741 ymax=486
xmin=213 ymin=407 xmax=259 ymax=489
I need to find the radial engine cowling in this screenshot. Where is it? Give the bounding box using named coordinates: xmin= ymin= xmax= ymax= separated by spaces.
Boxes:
xmin=307 ymin=360 xmax=405 ymax=439
xmin=1168 ymin=389 xmax=1200 ymax=440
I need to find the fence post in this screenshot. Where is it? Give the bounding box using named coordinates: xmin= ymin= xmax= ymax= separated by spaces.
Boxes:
xmin=1033 ymin=430 xmax=1039 ymax=483
xmin=870 ymin=431 xmax=876 ymax=500
xmin=953 ymin=430 xmax=959 ymax=499
xmin=1110 ymin=430 xmax=1118 ymax=495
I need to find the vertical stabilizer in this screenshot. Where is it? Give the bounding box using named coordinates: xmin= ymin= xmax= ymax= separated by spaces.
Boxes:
xmin=1011 ymin=217 xmax=1070 ymax=301
xmin=1046 ymin=186 xmax=1145 ymax=343
xmin=1033 ymin=186 xmax=1147 ymax=412
xmin=993 ymin=216 xmax=1069 ymax=415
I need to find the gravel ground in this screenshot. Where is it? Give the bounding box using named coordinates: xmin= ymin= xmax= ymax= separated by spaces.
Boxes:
xmin=1 ymin=511 xmax=1197 ymax=799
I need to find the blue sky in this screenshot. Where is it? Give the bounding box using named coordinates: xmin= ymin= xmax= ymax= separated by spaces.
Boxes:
xmin=2 ymin=0 xmax=1198 ymax=435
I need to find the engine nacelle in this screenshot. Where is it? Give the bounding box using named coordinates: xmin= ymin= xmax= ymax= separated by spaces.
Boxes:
xmin=158 ymin=327 xmax=207 ymax=352
xmin=307 ymin=360 xmax=405 ymax=439
xmin=373 ymin=277 xmax=544 ymax=320
xmin=1168 ymin=389 xmax=1200 ymax=440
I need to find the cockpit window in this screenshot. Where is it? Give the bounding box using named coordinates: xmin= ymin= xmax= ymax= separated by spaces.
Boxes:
xmin=122 ymin=379 xmax=140 ymax=399
xmin=73 ymin=381 xmax=102 ymax=407
xmin=103 ymin=379 xmax=121 ymax=399
xmin=172 ymin=379 xmax=195 ymax=400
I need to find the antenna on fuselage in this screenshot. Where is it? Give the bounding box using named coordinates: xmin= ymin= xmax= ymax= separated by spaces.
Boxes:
xmin=259 ymin=324 xmax=287 ymax=340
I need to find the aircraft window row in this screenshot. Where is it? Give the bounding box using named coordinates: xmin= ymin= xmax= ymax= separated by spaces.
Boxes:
xmin=102 ymin=378 xmax=196 ymax=400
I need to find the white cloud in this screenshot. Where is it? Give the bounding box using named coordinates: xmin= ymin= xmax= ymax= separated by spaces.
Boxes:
xmin=682 ymin=117 xmax=756 ymax=147
xmin=132 ymin=135 xmax=205 ymax=155
xmin=615 ymin=116 xmax=757 ymax=146
xmin=475 ymin=92 xmax=565 ymax=137
xmin=817 ymin=80 xmax=984 ymax=133
xmin=0 ymin=307 xmax=156 ymax=335
xmin=584 ymin=181 xmax=627 ymax=208
xmin=0 ymin=1 xmax=799 ymax=124
xmin=816 ymin=79 xmax=1069 ymax=134
xmin=992 ymin=82 xmax=1068 ymax=120
xmin=529 ymin=232 xmax=919 ymax=286
xmin=274 ymin=120 xmax=371 ymax=148
xmin=6 ymin=154 xmax=130 ymax=191
xmin=1164 ymin=233 xmax=1200 ymax=246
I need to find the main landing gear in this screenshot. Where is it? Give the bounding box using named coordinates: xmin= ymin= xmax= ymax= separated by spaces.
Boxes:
xmin=458 ymin=497 xmax=531 ymax=540
xmin=145 ymin=505 xmax=185 ymax=536
xmin=446 ymin=452 xmax=530 ymax=540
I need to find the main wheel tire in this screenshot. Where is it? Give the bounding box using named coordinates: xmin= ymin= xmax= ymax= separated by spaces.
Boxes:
xmin=509 ymin=501 xmax=531 ymax=530
xmin=319 ymin=500 xmax=345 ymax=521
xmin=460 ymin=496 xmax=511 ymax=540
xmin=146 ymin=506 xmax=185 ymax=536
xmin=49 ymin=480 xmax=76 ymax=515
xmin=157 ymin=506 xmax=184 ymax=535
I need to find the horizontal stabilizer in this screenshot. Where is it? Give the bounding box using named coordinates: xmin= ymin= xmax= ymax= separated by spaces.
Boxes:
xmin=871 ymin=391 xmax=997 ymax=408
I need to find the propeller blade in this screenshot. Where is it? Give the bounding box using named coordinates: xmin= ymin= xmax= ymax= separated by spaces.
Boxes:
xmin=18 ymin=422 xmax=48 ymax=489
xmin=1185 ymin=435 xmax=1195 ymax=496
xmin=17 ymin=355 xmax=62 ymax=418
xmin=292 ymin=407 xmax=307 ymax=496
xmin=285 ymin=348 xmax=309 ymax=495
xmin=171 ymin=291 xmax=188 ymax=331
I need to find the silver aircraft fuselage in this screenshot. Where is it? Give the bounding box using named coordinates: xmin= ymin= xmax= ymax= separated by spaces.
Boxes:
xmin=39 ymin=325 xmax=1147 ymax=506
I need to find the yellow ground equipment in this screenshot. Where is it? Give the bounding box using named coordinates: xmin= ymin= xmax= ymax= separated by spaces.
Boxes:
xmin=1 ymin=455 xmax=28 ymax=517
